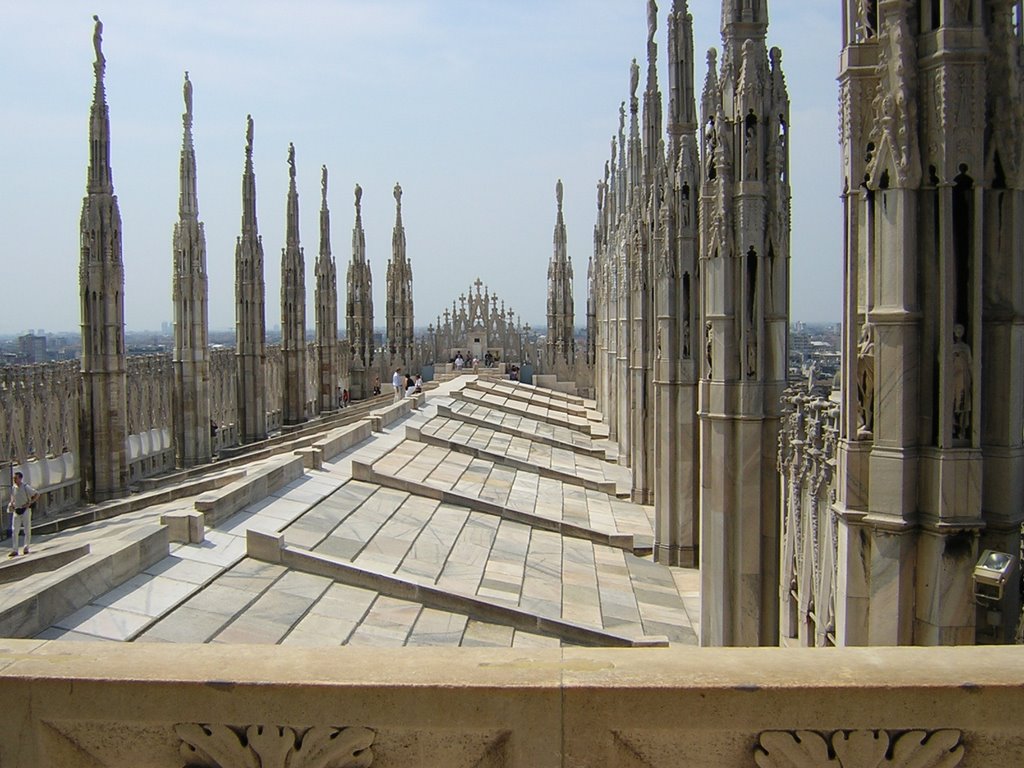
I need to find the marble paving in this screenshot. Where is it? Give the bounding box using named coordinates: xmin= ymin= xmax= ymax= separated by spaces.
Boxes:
xmin=21 ymin=376 xmax=698 ymax=648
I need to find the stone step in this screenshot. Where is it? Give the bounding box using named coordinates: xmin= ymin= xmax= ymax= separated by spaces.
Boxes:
xmin=437 ymin=402 xmax=606 ymax=458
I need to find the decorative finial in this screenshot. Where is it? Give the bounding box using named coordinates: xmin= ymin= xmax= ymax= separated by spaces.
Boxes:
xmin=321 ymin=165 xmax=328 ymax=203
xmin=354 ymin=183 xmax=363 ymax=211
xmin=707 ymin=47 xmax=717 ymax=69
xmin=288 ymin=142 xmax=296 ymax=180
xmin=92 ymin=15 xmax=105 ymax=70
xmin=183 ymin=72 xmax=192 ymax=120
xmin=394 ymin=182 xmax=403 ymax=208
xmin=556 ymin=179 xmax=563 ymax=211
xmin=245 ymin=115 xmax=254 ymax=156
xmin=647 ymin=0 xmax=658 ymax=43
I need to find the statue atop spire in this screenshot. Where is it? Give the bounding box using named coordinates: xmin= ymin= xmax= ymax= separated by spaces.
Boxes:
xmin=321 ymin=165 xmax=328 ymax=206
xmin=92 ymin=15 xmax=105 ymax=74
xmin=556 ymin=178 xmax=564 ymax=212
xmin=647 ymin=0 xmax=658 ymax=44
xmin=245 ymin=114 xmax=254 ymax=158
xmin=287 ymin=142 xmax=296 ymax=181
xmin=394 ymin=182 xmax=403 ymax=209
xmin=183 ymin=71 xmax=193 ymax=123
xmin=630 ymin=58 xmax=640 ymax=105
xmin=354 ymin=183 xmax=362 ymax=214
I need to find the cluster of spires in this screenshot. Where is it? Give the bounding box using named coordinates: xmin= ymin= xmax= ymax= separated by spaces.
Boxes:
xmin=79 ymin=16 xmax=417 ymax=489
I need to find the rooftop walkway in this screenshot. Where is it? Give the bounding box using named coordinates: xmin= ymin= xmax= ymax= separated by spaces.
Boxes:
xmin=0 ymin=377 xmax=698 ymax=648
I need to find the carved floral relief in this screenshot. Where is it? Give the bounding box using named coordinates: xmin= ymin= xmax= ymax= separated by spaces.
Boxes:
xmin=755 ymin=729 xmax=964 ymax=767
xmin=176 ymin=723 xmax=374 ymax=768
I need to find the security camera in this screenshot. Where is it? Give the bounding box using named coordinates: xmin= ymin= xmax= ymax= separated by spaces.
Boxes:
xmin=973 ymin=550 xmax=1016 ymax=602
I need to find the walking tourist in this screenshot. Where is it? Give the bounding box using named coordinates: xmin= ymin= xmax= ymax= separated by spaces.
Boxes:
xmin=7 ymin=471 xmax=39 ymax=557
xmin=392 ymin=368 xmax=403 ymax=401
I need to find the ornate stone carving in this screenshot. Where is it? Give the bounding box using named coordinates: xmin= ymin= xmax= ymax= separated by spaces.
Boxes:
xmin=856 ymin=323 xmax=874 ymax=437
xmin=755 ymin=729 xmax=964 ymax=767
xmin=176 ymin=723 xmax=374 ymax=768
xmin=951 ymin=323 xmax=972 ymax=441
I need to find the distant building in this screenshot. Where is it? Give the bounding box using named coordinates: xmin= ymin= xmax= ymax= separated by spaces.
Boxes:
xmin=17 ymin=333 xmax=46 ymax=364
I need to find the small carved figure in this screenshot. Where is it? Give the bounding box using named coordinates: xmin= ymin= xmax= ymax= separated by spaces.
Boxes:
xmin=951 ymin=0 xmax=971 ymax=24
xmin=682 ymin=317 xmax=691 ymax=358
xmin=857 ymin=0 xmax=877 ymax=39
xmin=705 ymin=322 xmax=714 ymax=377
xmin=705 ymin=119 xmax=718 ymax=180
xmin=287 ymin=143 xmax=296 ymax=178
xmin=856 ymin=323 xmax=875 ymax=436
xmin=245 ymin=115 xmax=254 ymax=153
xmin=743 ymin=110 xmax=758 ymax=180
xmin=183 ymin=72 xmax=192 ymax=117
xmin=681 ymin=183 xmax=691 ymax=228
xmin=321 ymin=165 xmax=328 ymax=199
xmin=746 ymin=329 xmax=757 ymax=378
xmin=354 ymin=183 xmax=363 ymax=209
xmin=394 ymin=181 xmax=402 ymax=207
xmin=556 ymin=178 xmax=563 ymax=209
xmin=630 ymin=58 xmax=640 ymax=100
xmin=951 ymin=323 xmax=972 ymax=440
xmin=92 ymin=15 xmax=105 ymax=67
xmin=647 ymin=0 xmax=658 ymax=43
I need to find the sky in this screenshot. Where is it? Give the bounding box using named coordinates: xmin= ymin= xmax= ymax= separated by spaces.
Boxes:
xmin=1 ymin=0 xmax=842 ymax=335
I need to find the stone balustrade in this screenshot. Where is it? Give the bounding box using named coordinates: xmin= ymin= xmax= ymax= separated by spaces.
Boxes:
xmin=0 ymin=642 xmax=1020 ymax=765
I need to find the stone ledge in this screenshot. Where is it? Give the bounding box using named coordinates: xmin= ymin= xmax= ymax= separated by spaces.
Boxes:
xmin=350 ymin=460 xmax=640 ymax=554
xmin=194 ymin=455 xmax=306 ymax=527
xmin=436 ymin=403 xmax=607 ymax=459
xmin=247 ymin=529 xmax=667 ymax=648
xmin=407 ymin=423 xmax=620 ymax=496
xmin=0 ymin=524 xmax=168 ymax=639
xmin=0 ymin=644 xmax=1022 ymax=766
xmin=450 ymin=389 xmax=595 ymax=435
xmin=0 ymin=543 xmax=91 ymax=585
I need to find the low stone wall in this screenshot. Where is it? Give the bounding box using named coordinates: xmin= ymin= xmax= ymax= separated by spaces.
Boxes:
xmin=0 ymin=643 xmax=1020 ymax=765
xmin=193 ymin=454 xmax=305 ymax=527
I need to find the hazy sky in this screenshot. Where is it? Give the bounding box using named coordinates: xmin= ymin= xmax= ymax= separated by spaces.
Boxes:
xmin=2 ymin=0 xmax=841 ymax=335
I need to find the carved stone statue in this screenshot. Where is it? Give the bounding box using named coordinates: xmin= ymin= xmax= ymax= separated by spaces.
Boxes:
xmin=647 ymin=0 xmax=658 ymax=44
xmin=705 ymin=322 xmax=714 ymax=377
xmin=682 ymin=317 xmax=691 ymax=358
xmin=354 ymin=183 xmax=363 ymax=210
xmin=556 ymin=178 xmax=563 ymax=210
xmin=394 ymin=182 xmax=402 ymax=207
xmin=630 ymin=58 xmax=640 ymax=101
xmin=245 ymin=115 xmax=254 ymax=154
xmin=321 ymin=165 xmax=328 ymax=200
xmin=746 ymin=328 xmax=757 ymax=378
xmin=856 ymin=323 xmax=875 ymax=436
xmin=951 ymin=0 xmax=971 ymax=24
xmin=287 ymin=143 xmax=295 ymax=178
xmin=743 ymin=111 xmax=758 ymax=180
xmin=183 ymin=72 xmax=192 ymax=118
xmin=92 ymin=15 xmax=105 ymax=68
xmin=951 ymin=323 xmax=972 ymax=440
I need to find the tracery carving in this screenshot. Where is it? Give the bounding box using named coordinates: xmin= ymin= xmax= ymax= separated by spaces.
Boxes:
xmin=755 ymin=729 xmax=964 ymax=767
xmin=176 ymin=723 xmax=374 ymax=768
xmin=867 ymin=3 xmax=921 ymax=188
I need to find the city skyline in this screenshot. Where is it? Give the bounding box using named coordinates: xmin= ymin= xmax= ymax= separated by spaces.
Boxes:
xmin=3 ymin=1 xmax=841 ymax=334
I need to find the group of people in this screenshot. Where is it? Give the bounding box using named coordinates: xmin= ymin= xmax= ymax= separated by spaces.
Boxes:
xmin=391 ymin=368 xmax=423 ymax=400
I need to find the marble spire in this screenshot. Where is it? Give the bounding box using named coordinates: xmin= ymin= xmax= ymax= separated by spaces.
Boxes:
xmin=698 ymin=0 xmax=790 ymax=646
xmin=314 ymin=165 xmax=339 ymax=413
xmin=547 ymin=179 xmax=575 ymax=368
xmin=386 ymin=182 xmax=415 ymax=365
xmin=234 ymin=115 xmax=267 ymax=443
xmin=79 ymin=15 xmax=129 ymax=501
xmin=346 ymin=184 xmax=374 ymax=390
xmin=280 ymin=143 xmax=307 ymax=426
xmin=171 ymin=71 xmax=211 ymax=467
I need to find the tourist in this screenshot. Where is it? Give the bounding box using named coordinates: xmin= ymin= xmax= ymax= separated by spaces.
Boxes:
xmin=372 ymin=377 xmax=381 ymax=395
xmin=392 ymin=368 xmax=403 ymax=401
xmin=342 ymin=388 xmax=350 ymax=408
xmin=472 ymin=356 xmax=479 ymax=372
xmin=405 ymin=375 xmax=417 ymax=397
xmin=7 ymin=471 xmax=39 ymax=557
xmin=455 ymin=353 xmax=464 ymax=371
xmin=414 ymin=374 xmax=423 ymax=393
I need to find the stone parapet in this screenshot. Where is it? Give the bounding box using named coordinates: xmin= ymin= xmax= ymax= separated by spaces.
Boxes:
xmin=0 ymin=643 xmax=1021 ymax=765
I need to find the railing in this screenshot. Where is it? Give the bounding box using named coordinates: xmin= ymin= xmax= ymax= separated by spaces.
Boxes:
xmin=0 ymin=643 xmax=1019 ymax=766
